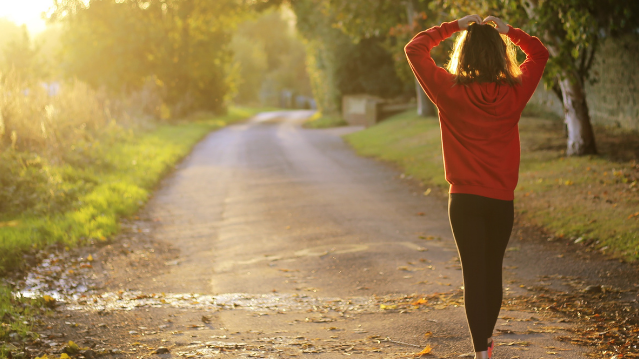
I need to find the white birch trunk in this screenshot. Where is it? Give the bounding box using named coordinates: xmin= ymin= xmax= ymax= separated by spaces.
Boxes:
xmin=559 ymin=75 xmax=597 ymax=155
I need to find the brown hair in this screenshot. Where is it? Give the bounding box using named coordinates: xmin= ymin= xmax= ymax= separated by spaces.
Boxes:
xmin=446 ymin=23 xmax=522 ymax=86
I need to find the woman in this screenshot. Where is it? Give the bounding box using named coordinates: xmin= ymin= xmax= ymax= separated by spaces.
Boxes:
xmin=404 ymin=14 xmax=549 ymax=359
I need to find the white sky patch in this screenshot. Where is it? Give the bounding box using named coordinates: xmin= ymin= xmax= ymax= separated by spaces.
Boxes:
xmin=0 ymin=0 xmax=55 ymax=34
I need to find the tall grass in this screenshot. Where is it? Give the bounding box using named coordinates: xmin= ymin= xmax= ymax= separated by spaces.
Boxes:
xmin=0 ymin=70 xmax=163 ymax=218
xmin=2 ymin=73 xmax=104 ymax=154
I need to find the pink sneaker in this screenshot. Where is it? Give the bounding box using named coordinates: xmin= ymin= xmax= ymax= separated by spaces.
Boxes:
xmin=487 ymin=338 xmax=494 ymax=358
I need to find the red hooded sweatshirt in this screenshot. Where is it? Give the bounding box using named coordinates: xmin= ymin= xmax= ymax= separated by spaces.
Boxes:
xmin=404 ymin=21 xmax=549 ymax=201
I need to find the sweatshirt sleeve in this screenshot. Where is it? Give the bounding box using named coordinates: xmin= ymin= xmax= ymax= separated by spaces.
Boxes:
xmin=404 ymin=20 xmax=460 ymax=105
xmin=506 ymin=25 xmax=549 ymax=103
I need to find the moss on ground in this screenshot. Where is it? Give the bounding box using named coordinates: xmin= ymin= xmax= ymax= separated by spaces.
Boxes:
xmin=344 ymin=110 xmax=639 ymax=261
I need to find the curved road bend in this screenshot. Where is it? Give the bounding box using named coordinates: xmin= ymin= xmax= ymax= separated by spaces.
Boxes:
xmin=63 ymin=110 xmax=595 ymax=358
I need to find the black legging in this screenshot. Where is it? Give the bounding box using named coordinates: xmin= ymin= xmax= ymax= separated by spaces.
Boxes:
xmin=448 ymin=193 xmax=514 ymax=352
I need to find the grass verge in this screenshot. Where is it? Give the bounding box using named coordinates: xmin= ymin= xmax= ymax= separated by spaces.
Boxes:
xmin=0 ymin=107 xmax=267 ymax=274
xmin=344 ymin=110 xmax=639 ymax=262
xmin=303 ymin=112 xmax=347 ymax=129
xmin=0 ymin=107 xmax=267 ymax=358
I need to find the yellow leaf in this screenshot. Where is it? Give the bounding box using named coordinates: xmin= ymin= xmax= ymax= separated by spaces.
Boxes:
xmin=87 ymin=254 xmax=93 ymax=262
xmin=60 ymin=353 xmax=70 ymax=359
xmin=411 ymin=298 xmax=428 ymax=306
xmin=380 ymin=304 xmax=397 ymax=310
xmin=415 ymin=344 xmax=433 ymax=356
xmin=424 ymin=331 xmax=433 ymax=338
xmin=43 ymin=295 xmax=55 ymax=302
xmin=67 ymin=340 xmax=80 ymax=353
xmin=34 ymin=355 xmax=49 ymax=359
xmin=423 ymin=188 xmax=432 ymax=196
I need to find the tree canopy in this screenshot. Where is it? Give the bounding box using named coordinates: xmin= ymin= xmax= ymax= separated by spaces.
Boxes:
xmin=51 ymin=0 xmax=244 ymax=117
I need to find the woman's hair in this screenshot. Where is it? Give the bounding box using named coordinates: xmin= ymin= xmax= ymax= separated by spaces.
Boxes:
xmin=446 ymin=23 xmax=522 ymax=86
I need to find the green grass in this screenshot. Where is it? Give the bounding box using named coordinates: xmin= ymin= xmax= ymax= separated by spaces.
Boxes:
xmin=345 ymin=111 xmax=448 ymax=192
xmin=0 ymin=287 xmax=50 ymax=358
xmin=303 ymin=112 xmax=348 ymax=129
xmin=0 ymin=107 xmax=267 ymax=274
xmin=344 ymin=110 xmax=639 ymax=261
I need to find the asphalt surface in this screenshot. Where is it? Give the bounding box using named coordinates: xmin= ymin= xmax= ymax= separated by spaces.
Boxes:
xmin=37 ymin=110 xmax=639 ymax=358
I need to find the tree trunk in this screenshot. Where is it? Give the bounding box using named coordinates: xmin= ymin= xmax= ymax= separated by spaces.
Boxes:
xmin=559 ymin=74 xmax=597 ymax=156
xmin=406 ymin=0 xmax=435 ymax=117
xmin=415 ymin=79 xmax=435 ymax=116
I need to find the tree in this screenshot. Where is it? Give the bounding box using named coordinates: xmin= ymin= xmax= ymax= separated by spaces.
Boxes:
xmin=437 ymin=0 xmax=639 ymax=156
xmin=290 ymin=0 xmax=409 ymax=115
xmin=50 ymin=0 xmax=243 ymax=116
xmin=231 ymin=8 xmax=312 ymax=106
xmin=327 ymin=0 xmax=441 ymax=116
xmin=2 ymin=25 xmax=48 ymax=82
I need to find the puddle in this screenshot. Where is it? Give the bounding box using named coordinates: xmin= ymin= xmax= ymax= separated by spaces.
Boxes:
xmin=18 ymin=251 xmax=96 ymax=302
xmin=63 ymin=291 xmax=383 ymax=313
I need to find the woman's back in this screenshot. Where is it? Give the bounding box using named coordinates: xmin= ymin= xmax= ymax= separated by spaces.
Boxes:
xmin=404 ymin=19 xmax=549 ymax=200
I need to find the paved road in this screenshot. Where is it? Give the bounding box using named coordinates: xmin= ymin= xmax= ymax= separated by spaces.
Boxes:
xmin=51 ymin=110 xmax=612 ymax=358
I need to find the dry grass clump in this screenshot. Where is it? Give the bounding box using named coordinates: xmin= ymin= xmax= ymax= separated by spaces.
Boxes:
xmin=0 ymin=70 xmax=161 ymax=157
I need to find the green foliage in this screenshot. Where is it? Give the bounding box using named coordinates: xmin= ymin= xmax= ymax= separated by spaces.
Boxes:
xmin=231 ymin=8 xmax=312 ymax=106
xmin=291 ymin=0 xmax=410 ymax=115
xmin=435 ymin=0 xmax=639 ymax=91
xmin=323 ymin=0 xmax=448 ymax=91
xmin=335 ymin=37 xmax=409 ymax=98
xmin=52 ymin=0 xmax=243 ymax=116
xmin=0 ymin=107 xmax=262 ymax=274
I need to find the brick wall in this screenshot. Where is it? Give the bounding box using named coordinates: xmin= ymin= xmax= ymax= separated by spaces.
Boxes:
xmin=529 ymin=33 xmax=639 ymax=131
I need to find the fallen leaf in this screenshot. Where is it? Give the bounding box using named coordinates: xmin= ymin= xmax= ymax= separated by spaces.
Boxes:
xmin=66 ymin=341 xmax=80 ymax=354
xmin=423 ymin=188 xmax=432 ymax=196
xmin=415 ymin=344 xmax=433 ymax=356
xmin=411 ymin=298 xmax=428 ymax=306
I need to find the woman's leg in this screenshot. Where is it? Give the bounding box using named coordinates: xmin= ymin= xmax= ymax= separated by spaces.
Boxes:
xmin=483 ymin=198 xmax=514 ymax=342
xmin=448 ymin=193 xmax=490 ymax=352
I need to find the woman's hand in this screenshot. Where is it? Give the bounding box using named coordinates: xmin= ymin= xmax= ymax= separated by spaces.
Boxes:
xmin=482 ymin=15 xmax=509 ymax=34
xmin=457 ymin=14 xmax=483 ymax=30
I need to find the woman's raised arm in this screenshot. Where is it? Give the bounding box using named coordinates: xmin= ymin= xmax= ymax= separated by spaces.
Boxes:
xmin=501 ymin=18 xmax=550 ymax=101
xmin=404 ymin=20 xmax=461 ymax=105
